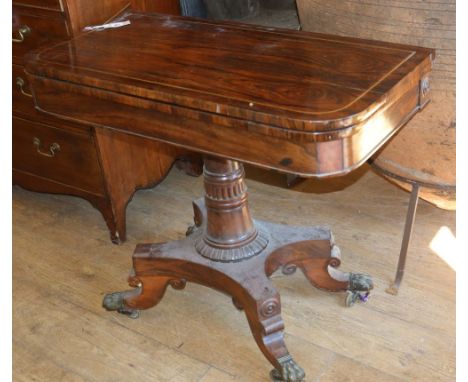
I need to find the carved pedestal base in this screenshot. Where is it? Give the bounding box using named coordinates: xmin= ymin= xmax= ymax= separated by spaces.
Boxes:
xmin=104 ymin=159 xmax=372 ymax=381
xmin=103 ymin=200 xmax=373 ymax=381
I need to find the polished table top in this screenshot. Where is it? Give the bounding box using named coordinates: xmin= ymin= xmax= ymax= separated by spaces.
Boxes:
xmin=26 ymin=12 xmax=434 ymax=177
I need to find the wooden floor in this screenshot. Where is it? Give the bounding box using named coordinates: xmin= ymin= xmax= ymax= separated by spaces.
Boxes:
xmin=13 ymin=164 xmax=455 ymax=382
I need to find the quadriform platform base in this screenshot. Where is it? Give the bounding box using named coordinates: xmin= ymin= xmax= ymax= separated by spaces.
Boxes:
xmin=103 ymin=158 xmax=373 ymax=381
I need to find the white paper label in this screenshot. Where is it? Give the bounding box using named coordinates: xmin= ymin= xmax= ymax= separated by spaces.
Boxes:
xmin=83 ymin=20 xmax=131 ymax=32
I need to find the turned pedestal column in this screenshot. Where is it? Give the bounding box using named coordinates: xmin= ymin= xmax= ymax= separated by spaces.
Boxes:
xmin=195 ymin=157 xmax=269 ymax=261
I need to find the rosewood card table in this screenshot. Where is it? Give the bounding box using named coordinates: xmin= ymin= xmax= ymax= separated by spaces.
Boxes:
xmin=25 ymin=12 xmax=434 ymax=381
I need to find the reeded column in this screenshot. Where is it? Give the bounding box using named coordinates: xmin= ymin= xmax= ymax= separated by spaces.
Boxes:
xmin=194 ymin=157 xmax=269 ymax=262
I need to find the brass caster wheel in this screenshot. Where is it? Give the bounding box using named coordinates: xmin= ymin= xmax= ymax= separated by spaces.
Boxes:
xmin=345 ymin=290 xmax=357 ymax=307
xmin=345 ymin=290 xmax=370 ymax=307
xmin=120 ymin=308 xmax=140 ymax=319
xmin=270 ymin=369 xmax=283 ymax=381
xmin=186 ymin=224 xmax=197 ymax=236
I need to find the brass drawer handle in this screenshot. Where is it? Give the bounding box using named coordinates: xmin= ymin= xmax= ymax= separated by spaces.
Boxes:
xmin=33 ymin=137 xmax=61 ymax=158
xmin=13 ymin=25 xmax=31 ymax=43
xmin=16 ymin=77 xmax=33 ymax=97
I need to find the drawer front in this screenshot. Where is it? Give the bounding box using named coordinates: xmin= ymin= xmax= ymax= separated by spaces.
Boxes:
xmin=13 ymin=117 xmax=105 ymax=194
xmin=13 ymin=5 xmax=69 ymax=64
xmin=13 ymin=64 xmax=35 ymax=115
xmin=13 ymin=1 xmax=63 ymax=11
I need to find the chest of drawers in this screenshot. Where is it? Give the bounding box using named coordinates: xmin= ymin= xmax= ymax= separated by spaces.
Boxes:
xmin=13 ymin=0 xmax=201 ymax=243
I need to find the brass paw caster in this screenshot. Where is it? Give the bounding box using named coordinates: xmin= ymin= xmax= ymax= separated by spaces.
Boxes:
xmin=102 ymin=291 xmax=140 ymax=319
xmin=345 ymin=272 xmax=373 ymax=307
xmin=269 ymin=356 xmax=305 ymax=381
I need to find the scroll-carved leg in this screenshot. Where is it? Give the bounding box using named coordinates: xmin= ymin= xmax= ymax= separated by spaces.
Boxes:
xmin=265 ymin=238 xmax=373 ymax=307
xmin=239 ymin=278 xmax=305 ymax=382
xmin=102 ymin=273 xmax=186 ymax=318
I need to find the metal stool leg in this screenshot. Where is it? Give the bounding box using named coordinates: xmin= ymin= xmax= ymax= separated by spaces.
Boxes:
xmin=386 ymin=183 xmax=420 ymax=295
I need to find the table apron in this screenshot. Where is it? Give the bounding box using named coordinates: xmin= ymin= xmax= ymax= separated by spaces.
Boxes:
xmin=29 ymin=75 xmax=421 ymax=178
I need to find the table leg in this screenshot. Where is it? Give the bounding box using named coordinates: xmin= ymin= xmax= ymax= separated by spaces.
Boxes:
xmin=103 ymin=157 xmax=373 ymax=381
xmin=265 ymin=236 xmax=373 ymax=306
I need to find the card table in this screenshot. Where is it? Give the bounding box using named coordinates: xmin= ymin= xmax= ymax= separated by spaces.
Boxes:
xmin=25 ymin=12 xmax=433 ymax=381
